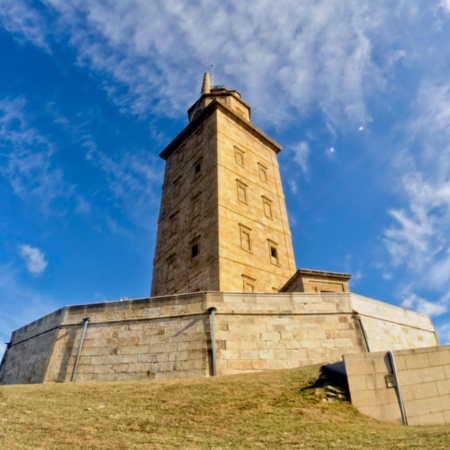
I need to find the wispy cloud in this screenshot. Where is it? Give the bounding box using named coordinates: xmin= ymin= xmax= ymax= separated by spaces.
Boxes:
xmin=18 ymin=245 xmax=48 ymax=276
xmin=382 ymin=80 xmax=450 ymax=317
xmin=0 ymin=1 xmax=402 ymax=128
xmin=384 ymin=81 xmax=450 ymax=274
xmin=0 ymin=264 xmax=59 ymax=359
xmin=84 ymin=137 xmax=163 ymax=232
xmin=0 ymin=0 xmax=51 ymax=52
xmin=437 ymin=322 xmax=450 ymax=344
xmin=291 ymin=141 xmax=310 ymax=174
xmin=401 ymin=292 xmax=449 ymax=317
xmin=0 ymin=97 xmax=74 ymax=212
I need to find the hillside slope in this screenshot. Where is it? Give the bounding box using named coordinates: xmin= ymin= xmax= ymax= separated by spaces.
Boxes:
xmin=1 ymin=365 xmax=450 ymax=449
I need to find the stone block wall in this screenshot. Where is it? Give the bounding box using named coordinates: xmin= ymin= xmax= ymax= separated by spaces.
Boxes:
xmin=47 ymin=295 xmax=211 ymax=382
xmin=344 ymin=345 xmax=450 ymax=425
xmin=0 ymin=292 xmax=440 ymax=384
xmin=210 ymin=292 xmax=366 ymax=374
xmin=350 ymin=294 xmax=438 ymax=351
xmin=0 ymin=307 xmax=67 ymax=384
xmin=216 ymin=108 xmax=296 ymax=293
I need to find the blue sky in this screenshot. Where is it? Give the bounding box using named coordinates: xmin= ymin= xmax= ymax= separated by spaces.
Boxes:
xmin=1 ymin=1 xmax=450 ymax=359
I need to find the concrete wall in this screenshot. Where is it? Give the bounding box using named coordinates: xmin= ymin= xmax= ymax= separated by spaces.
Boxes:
xmin=0 ymin=292 xmax=439 ymax=384
xmin=344 ymin=345 xmax=450 ymax=425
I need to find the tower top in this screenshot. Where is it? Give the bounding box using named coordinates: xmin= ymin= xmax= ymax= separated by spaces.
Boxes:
xmin=188 ymin=73 xmax=251 ymax=123
xmin=201 ymin=72 xmax=211 ymax=94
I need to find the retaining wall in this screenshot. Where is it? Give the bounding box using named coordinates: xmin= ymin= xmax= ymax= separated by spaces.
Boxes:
xmin=344 ymin=345 xmax=450 ymax=425
xmin=0 ymin=292 xmax=439 ymax=384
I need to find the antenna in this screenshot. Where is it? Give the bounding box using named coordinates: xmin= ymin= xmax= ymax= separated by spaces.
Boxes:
xmin=210 ymin=64 xmax=214 ymax=86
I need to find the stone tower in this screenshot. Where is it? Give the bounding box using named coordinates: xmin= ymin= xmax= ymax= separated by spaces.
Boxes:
xmin=151 ymin=73 xmax=296 ymax=296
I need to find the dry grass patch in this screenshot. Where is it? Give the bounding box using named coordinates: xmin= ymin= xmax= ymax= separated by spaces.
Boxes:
xmin=1 ymin=365 xmax=450 ymax=449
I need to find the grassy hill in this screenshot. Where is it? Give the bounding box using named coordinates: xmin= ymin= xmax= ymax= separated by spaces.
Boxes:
xmin=1 ymin=365 xmax=449 ymax=449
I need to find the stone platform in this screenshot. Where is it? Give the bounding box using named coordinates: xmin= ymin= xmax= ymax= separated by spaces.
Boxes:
xmin=0 ymin=292 xmax=438 ymax=384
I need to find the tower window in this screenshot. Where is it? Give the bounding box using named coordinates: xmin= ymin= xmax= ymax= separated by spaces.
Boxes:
xmin=170 ymin=212 xmax=178 ymax=235
xmin=235 ymin=147 xmax=245 ymax=167
xmin=242 ymin=275 xmax=256 ymax=293
xmin=258 ymin=163 xmax=268 ymax=183
xmin=193 ymin=158 xmax=202 ymax=179
xmin=239 ymin=224 xmax=252 ymax=252
xmin=192 ymin=193 xmax=201 ymax=219
xmin=173 ymin=176 xmax=182 ymax=197
xmin=262 ymin=197 xmax=273 ymax=219
xmin=236 ymin=180 xmax=247 ymax=204
xmin=191 ymin=243 xmax=199 ymax=258
xmin=268 ymin=240 xmax=279 ymax=265
xmin=166 ymin=255 xmax=175 ymax=281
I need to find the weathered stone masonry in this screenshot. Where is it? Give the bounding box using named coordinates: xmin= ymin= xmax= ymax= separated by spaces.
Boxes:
xmin=0 ymin=292 xmax=437 ymax=384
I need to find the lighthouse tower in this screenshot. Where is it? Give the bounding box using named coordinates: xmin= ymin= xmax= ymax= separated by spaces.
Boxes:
xmin=151 ymin=73 xmax=296 ymax=296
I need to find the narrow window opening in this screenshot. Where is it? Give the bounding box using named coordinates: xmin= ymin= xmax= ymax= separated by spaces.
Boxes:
xmin=239 ymin=224 xmax=252 ymax=252
xmin=236 ymin=180 xmax=247 ymax=204
xmin=173 ymin=176 xmax=182 ymax=197
xmin=268 ymin=240 xmax=279 ymax=265
xmin=262 ymin=197 xmax=273 ymax=219
xmin=192 ymin=198 xmax=200 ymax=218
xmin=170 ymin=212 xmax=178 ymax=235
xmin=192 ymin=243 xmax=199 ymax=258
xmin=235 ymin=147 xmax=245 ymax=167
xmin=242 ymin=275 xmax=256 ymax=293
xmin=166 ymin=255 xmax=175 ymax=281
xmin=258 ymin=163 xmax=268 ymax=183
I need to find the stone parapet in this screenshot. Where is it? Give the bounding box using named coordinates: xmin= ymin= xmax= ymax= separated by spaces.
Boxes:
xmin=0 ymin=292 xmax=439 ymax=384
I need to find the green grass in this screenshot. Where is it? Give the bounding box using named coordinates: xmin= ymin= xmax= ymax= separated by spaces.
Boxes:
xmin=1 ymin=365 xmax=450 ymax=449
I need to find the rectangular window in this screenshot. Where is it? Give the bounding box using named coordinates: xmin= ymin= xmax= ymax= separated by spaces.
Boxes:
xmin=166 ymin=255 xmax=175 ymax=281
xmin=262 ymin=197 xmax=273 ymax=219
xmin=235 ymin=147 xmax=244 ymax=167
xmin=173 ymin=176 xmax=182 ymax=197
xmin=242 ymin=275 xmax=256 ymax=293
xmin=268 ymin=240 xmax=279 ymax=265
xmin=170 ymin=212 xmax=178 ymax=235
xmin=191 ymin=243 xmax=199 ymax=258
xmin=258 ymin=163 xmax=268 ymax=183
xmin=192 ymin=193 xmax=201 ymax=219
xmin=193 ymin=158 xmax=202 ymax=178
xmin=236 ymin=180 xmax=247 ymax=204
xmin=239 ymin=224 xmax=252 ymax=252
xmin=176 ymin=145 xmax=185 ymax=164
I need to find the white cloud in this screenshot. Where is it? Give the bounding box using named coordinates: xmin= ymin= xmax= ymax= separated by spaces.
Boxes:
xmin=18 ymin=245 xmax=48 ymax=275
xmin=0 ymin=97 xmax=74 ymax=212
xmin=401 ymin=292 xmax=448 ymax=317
xmin=384 ymin=81 xmax=450 ymax=275
xmin=291 ymin=141 xmax=310 ymax=174
xmin=85 ymin=142 xmax=163 ymax=231
xmin=382 ymin=79 xmax=450 ymax=319
xmin=0 ymin=0 xmax=51 ymax=51
xmin=0 ymin=0 xmax=399 ymax=128
xmin=0 ymin=264 xmax=59 ymax=360
xmin=437 ymin=322 xmax=450 ymax=344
